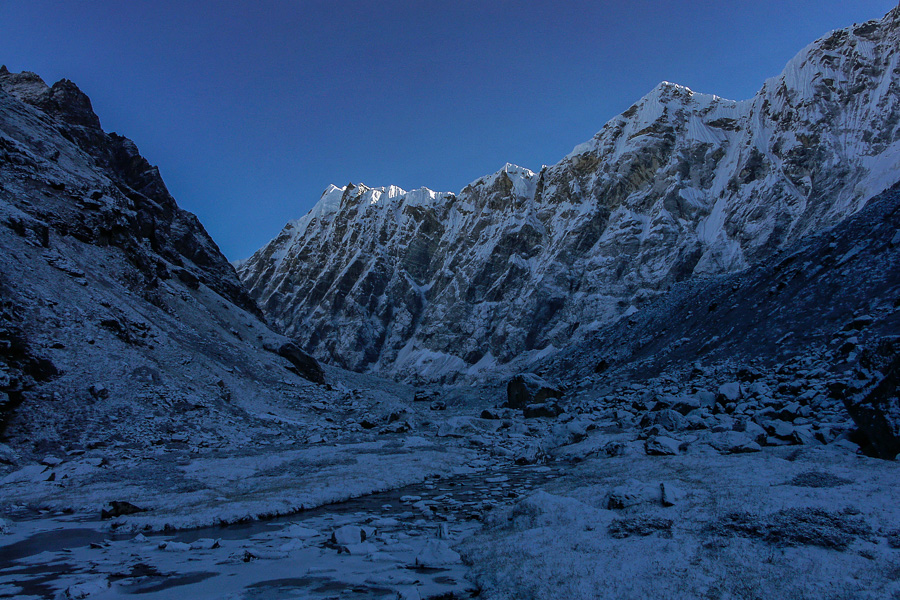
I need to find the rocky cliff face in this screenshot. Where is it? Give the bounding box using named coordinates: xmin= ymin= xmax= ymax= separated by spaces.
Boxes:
xmin=0 ymin=67 xmax=341 ymax=456
xmin=238 ymin=8 xmax=900 ymax=382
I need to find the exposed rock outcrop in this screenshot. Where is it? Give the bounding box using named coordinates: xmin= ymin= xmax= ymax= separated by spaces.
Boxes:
xmin=0 ymin=67 xmax=339 ymax=455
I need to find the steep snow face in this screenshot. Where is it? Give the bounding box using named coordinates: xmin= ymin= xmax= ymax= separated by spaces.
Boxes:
xmin=238 ymin=9 xmax=900 ymax=382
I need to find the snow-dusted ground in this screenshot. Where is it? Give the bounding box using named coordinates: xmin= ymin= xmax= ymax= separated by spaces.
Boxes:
xmin=0 ymin=429 xmax=563 ymax=599
xmin=3 ymin=418 xmax=899 ymax=599
xmin=462 ymin=447 xmax=900 ymax=600
xmin=4 ymin=346 xmax=900 ymax=600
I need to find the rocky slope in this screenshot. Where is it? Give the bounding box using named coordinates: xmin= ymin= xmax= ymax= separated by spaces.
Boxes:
xmin=0 ymin=67 xmax=375 ymax=459
xmin=238 ymin=7 xmax=900 ymax=382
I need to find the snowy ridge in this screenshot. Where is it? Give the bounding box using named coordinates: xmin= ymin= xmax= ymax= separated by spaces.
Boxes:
xmin=238 ymin=8 xmax=900 ymax=382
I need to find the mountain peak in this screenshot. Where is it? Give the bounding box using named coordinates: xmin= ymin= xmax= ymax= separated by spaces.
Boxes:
xmin=239 ymin=8 xmax=900 ymax=380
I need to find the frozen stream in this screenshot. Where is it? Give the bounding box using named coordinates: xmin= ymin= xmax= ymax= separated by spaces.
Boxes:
xmin=0 ymin=463 xmax=562 ymax=600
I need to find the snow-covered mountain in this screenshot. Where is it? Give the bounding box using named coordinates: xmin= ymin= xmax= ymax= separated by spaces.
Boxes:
xmin=238 ymin=8 xmax=900 ymax=382
xmin=0 ymin=66 xmax=352 ymax=454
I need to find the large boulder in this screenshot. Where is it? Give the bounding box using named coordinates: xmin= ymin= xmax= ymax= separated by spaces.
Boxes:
xmin=277 ymin=342 xmax=325 ymax=385
xmin=506 ymin=373 xmax=562 ymax=409
xmin=832 ymin=337 xmax=900 ymax=459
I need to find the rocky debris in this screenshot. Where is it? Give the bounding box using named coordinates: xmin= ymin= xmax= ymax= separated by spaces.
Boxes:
xmin=788 ymin=471 xmax=852 ymax=488
xmin=608 ymin=516 xmax=673 ymax=539
xmin=40 ymin=455 xmax=63 ymax=466
xmin=414 ymin=390 xmax=440 ymax=403
xmin=437 ymin=416 xmax=498 ymax=439
xmin=64 ymin=578 xmax=109 ymax=599
xmin=276 ymin=342 xmax=325 ymax=384
xmin=831 ymin=337 xmax=900 ymax=459
xmin=101 ymin=501 xmax=147 ymax=519
xmin=714 ymin=508 xmax=872 ymax=551
xmin=506 ymin=374 xmax=562 ymax=410
xmin=480 ymin=408 xmax=504 ymax=420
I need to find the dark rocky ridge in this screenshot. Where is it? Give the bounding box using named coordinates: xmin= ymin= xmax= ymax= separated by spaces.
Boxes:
xmin=0 ymin=66 xmax=260 ymax=319
xmin=0 ymin=67 xmax=337 ymax=457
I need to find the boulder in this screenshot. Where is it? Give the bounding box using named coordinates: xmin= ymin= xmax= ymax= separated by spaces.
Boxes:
xmin=604 ymin=480 xmax=658 ymax=509
xmin=415 ymin=539 xmax=461 ymax=566
xmin=645 ymin=436 xmax=681 ymax=456
xmin=708 ymin=431 xmax=762 ymax=454
xmin=718 ymin=382 xmax=743 ymax=403
xmin=696 ymin=391 xmax=717 ymax=408
xmin=339 ymin=541 xmax=377 ymax=556
xmin=639 ymin=409 xmax=686 ymax=431
xmin=506 ymin=373 xmax=562 ymax=409
xmin=331 ymin=525 xmax=366 ymax=545
xmin=414 ymin=390 xmax=439 ymax=402
xmin=277 ymin=342 xmax=325 ymax=384
xmin=660 ymin=482 xmax=686 ymax=506
xmin=514 ymin=442 xmax=543 ymax=465
xmin=831 ymin=337 xmax=900 ymax=459
xmin=89 ymin=384 xmax=110 ymax=400
xmin=671 ymin=395 xmax=702 ymax=415
xmin=101 ymin=501 xmax=146 ymax=519
xmin=523 ymin=402 xmax=564 ymax=419
xmin=480 ymin=408 xmax=502 ymax=419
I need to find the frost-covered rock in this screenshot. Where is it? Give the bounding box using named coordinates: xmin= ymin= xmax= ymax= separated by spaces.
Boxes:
xmin=523 ymin=402 xmax=564 ymax=419
xmin=660 ymin=482 xmax=686 ymax=507
xmin=604 ymin=480 xmax=659 ymax=509
xmin=718 ymin=382 xmax=743 ymax=403
xmin=189 ymin=538 xmax=220 ymax=550
xmin=276 ymin=342 xmax=324 ymax=385
xmin=280 ymin=524 xmax=318 ymax=539
xmin=158 ymin=541 xmax=191 ymax=551
xmin=332 ymin=524 xmax=366 ymax=545
xmin=65 ymin=578 xmax=109 ymax=599
xmin=708 ymin=431 xmax=762 ymax=454
xmin=339 ymin=541 xmax=378 ymax=556
xmin=645 ymin=436 xmax=681 ymax=456
xmin=640 ymin=409 xmax=686 ymax=431
xmin=414 ymin=539 xmax=461 ymax=566
xmin=506 ymin=374 xmax=562 ymax=409
xmin=832 ymin=337 xmax=900 ymax=459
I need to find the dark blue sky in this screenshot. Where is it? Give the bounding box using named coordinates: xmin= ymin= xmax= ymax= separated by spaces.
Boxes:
xmin=0 ymin=1 xmax=895 ymax=259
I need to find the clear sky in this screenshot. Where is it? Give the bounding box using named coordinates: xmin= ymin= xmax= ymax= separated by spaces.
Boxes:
xmin=0 ymin=1 xmax=895 ymax=259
